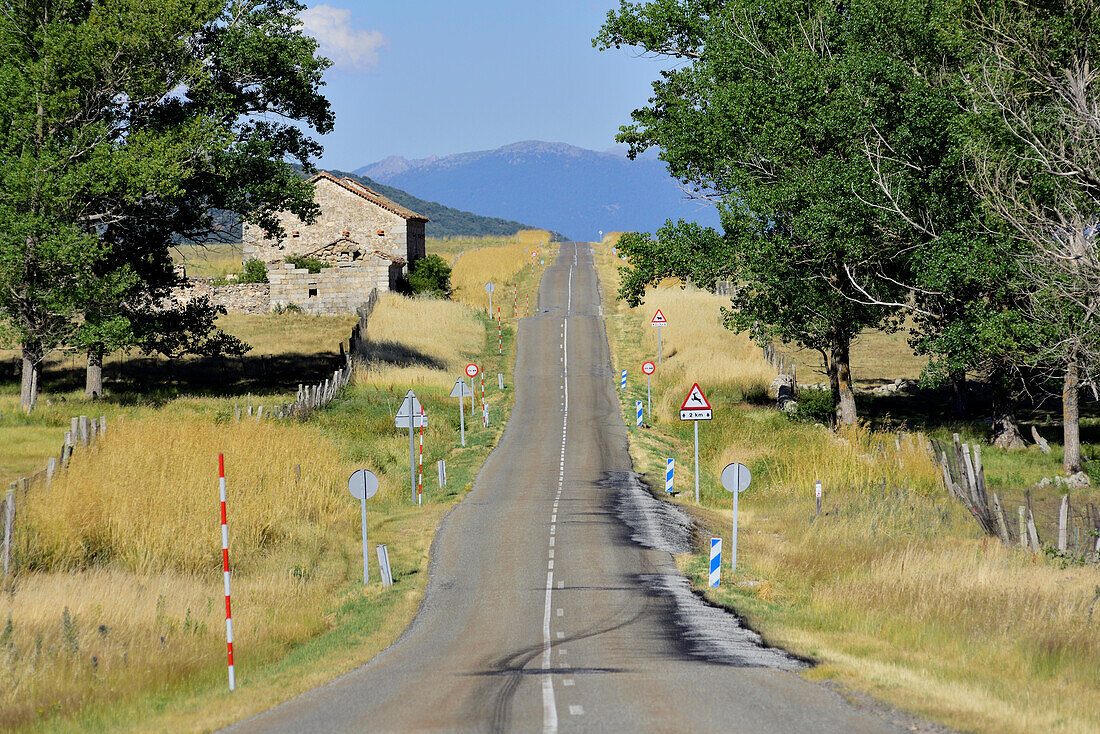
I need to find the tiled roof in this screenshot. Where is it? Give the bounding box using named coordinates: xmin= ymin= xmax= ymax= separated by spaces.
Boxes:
xmin=310 ymin=171 xmax=429 ymax=222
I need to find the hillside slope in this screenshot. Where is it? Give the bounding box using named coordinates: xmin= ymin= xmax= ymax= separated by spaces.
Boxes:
xmin=356 ymin=140 xmax=722 ymax=242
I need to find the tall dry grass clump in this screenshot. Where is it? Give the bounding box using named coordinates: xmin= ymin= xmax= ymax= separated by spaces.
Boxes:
xmin=356 ymin=293 xmax=484 ymax=389
xmin=639 ymin=286 xmax=776 ymax=407
xmin=450 ymin=230 xmax=553 ymax=309
xmin=19 ymin=417 xmax=351 ymax=574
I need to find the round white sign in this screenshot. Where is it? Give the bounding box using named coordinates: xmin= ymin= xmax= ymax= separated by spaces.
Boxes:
xmin=720 ymin=463 xmax=751 ymax=493
xmin=642 ymin=361 xmax=656 ymax=375
xmin=465 ymin=363 xmax=480 ymax=378
xmin=485 ymin=282 xmax=495 ymax=293
xmin=348 ymin=469 xmax=379 ymax=500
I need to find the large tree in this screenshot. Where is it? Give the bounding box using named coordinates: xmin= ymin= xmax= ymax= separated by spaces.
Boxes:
xmin=0 ymin=0 xmax=332 ymax=410
xmin=597 ymin=0 xmax=949 ymax=425
xmin=962 ymin=0 xmax=1100 ymax=473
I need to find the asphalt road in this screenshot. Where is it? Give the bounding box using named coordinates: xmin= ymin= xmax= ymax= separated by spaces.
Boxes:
xmin=228 ymin=243 xmax=901 ymax=733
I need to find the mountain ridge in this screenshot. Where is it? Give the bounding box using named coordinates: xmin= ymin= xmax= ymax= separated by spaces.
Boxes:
xmin=355 ymin=141 xmax=720 ymax=241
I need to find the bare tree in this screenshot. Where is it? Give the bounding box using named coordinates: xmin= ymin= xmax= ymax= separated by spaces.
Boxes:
xmin=967 ymin=1 xmax=1100 ymax=474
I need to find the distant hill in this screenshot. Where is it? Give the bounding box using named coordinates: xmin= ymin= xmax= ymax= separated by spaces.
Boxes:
xmin=318 ymin=168 xmax=558 ymax=240
xmin=355 ymin=141 xmax=722 ymax=242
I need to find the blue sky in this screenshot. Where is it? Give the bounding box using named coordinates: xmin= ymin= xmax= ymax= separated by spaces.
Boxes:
xmin=299 ymin=1 xmax=676 ymax=168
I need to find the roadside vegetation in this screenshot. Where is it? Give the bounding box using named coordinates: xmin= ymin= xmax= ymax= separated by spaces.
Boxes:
xmin=596 ymin=240 xmax=1100 ymax=734
xmin=0 ymin=236 xmax=551 ymax=731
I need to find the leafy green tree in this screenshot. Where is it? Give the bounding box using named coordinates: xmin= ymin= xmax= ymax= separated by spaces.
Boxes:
xmin=598 ymin=0 xmax=921 ymax=425
xmin=601 ymin=0 xmax=1046 ymax=439
xmin=0 ymin=0 xmax=332 ymax=410
xmin=408 ymin=254 xmax=453 ymax=299
xmin=961 ymin=0 xmax=1100 ymax=472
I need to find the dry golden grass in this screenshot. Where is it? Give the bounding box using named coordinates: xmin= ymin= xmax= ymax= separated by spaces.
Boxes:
xmin=356 ymin=294 xmax=483 ymax=390
xmin=450 ymin=230 xmax=556 ymax=314
xmin=594 ymin=241 xmax=1100 ymax=734
xmin=0 ymin=273 xmax=517 ymax=730
xmin=217 ymin=313 xmax=357 ymax=357
xmin=783 ymin=323 xmax=928 ymax=385
xmin=171 ymin=244 xmax=244 ymax=279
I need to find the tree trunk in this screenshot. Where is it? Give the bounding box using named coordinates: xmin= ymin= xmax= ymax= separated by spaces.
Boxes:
xmin=1064 ymin=352 xmax=1082 ymax=475
xmin=20 ymin=342 xmax=41 ymax=413
xmin=85 ymin=346 xmax=104 ymax=400
xmin=832 ymin=335 xmax=858 ymax=426
xmin=991 ymin=373 xmax=1026 ymax=450
xmin=949 ymin=369 xmax=967 ymax=416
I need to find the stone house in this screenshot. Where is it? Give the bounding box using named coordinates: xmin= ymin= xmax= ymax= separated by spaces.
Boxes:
xmin=242 ymin=171 xmax=428 ymax=314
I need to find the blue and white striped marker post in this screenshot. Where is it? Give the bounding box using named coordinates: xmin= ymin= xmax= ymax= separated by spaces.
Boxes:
xmin=621 ymin=369 xmax=627 ymax=390
xmin=710 ymin=538 xmax=721 ymax=587
xmin=666 ymin=458 xmax=674 ymax=494
xmin=636 ymin=401 xmax=643 ymax=426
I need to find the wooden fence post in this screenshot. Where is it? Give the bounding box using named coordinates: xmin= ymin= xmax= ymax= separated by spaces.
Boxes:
xmin=3 ymin=485 xmax=14 ymax=577
xmin=79 ymin=416 xmax=89 ymax=446
xmin=1018 ymin=506 xmax=1027 ymax=549
xmin=1027 ymin=509 xmax=1041 ymax=552
xmin=1058 ymin=495 xmax=1070 ymax=552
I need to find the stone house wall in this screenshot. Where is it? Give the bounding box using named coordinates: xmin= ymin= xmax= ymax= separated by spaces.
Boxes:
xmin=242 ymin=179 xmax=411 ymax=266
xmin=173 ymin=279 xmax=270 ymax=314
xmin=268 ymin=262 xmax=388 ymax=315
xmin=240 ymin=173 xmax=428 ymax=313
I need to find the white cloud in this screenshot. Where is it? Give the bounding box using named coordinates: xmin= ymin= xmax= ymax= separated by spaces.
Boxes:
xmin=300 ymin=5 xmax=387 ymax=73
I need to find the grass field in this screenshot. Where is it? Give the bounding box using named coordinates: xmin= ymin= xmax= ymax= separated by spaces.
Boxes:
xmin=595 ymin=235 xmax=1100 ymax=734
xmin=0 ymin=312 xmax=357 ymax=488
xmin=449 ymin=230 xmax=556 ymax=313
xmin=171 ymin=243 xmax=245 ymax=280
xmin=0 ymin=239 xmax=553 ymax=731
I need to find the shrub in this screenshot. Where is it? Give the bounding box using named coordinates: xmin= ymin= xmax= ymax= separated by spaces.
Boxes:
xmin=238 ymin=258 xmax=269 ymax=283
xmin=786 ymin=386 xmax=835 ymax=424
xmin=285 ymin=254 xmax=330 ymax=273
xmin=408 ymin=254 xmax=452 ymax=298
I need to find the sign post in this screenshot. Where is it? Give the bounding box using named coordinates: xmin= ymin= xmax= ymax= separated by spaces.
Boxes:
xmin=710 ymin=538 xmax=722 ymax=587
xmin=651 ymin=310 xmax=667 ymax=364
xmin=348 ymin=469 xmax=379 ymax=584
xmin=636 ymin=400 xmax=643 ymax=427
xmin=642 ymin=361 xmax=655 ymax=417
xmin=679 ymin=383 xmax=713 ymax=504
xmin=450 ymin=378 xmax=473 ymax=446
xmin=666 ymin=458 xmax=674 ymax=494
xmin=395 ymin=391 xmax=427 ymax=503
xmin=621 ymin=369 xmax=627 ymax=391
xmin=720 ymin=462 xmax=752 ymax=571
xmin=485 ymin=282 xmax=495 ymax=315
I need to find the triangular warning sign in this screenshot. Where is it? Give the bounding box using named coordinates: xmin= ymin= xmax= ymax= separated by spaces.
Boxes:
xmin=651 ymin=309 xmax=667 ymax=325
xmin=679 ymin=383 xmax=713 ymax=421
xmin=681 ymin=383 xmax=711 ymax=410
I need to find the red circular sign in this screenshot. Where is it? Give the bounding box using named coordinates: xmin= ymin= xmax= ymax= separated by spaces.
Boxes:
xmin=642 ymin=361 xmax=656 ymax=375
xmin=465 ymin=363 xmax=480 ymax=378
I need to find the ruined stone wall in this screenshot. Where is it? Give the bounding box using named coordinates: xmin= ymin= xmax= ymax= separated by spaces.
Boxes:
xmin=268 ymin=261 xmax=390 ymax=315
xmin=173 ymin=280 xmax=270 ymax=314
xmin=243 ymin=179 xmax=410 ymax=269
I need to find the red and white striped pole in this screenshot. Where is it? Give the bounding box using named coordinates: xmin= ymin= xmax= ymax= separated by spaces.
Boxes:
xmin=417 ymin=406 xmax=424 ymax=506
xmin=526 ymin=295 xmax=529 ymax=318
xmin=498 ymin=308 xmax=502 ymax=355
xmin=513 ymin=285 xmax=518 ymax=319
xmin=218 ymin=454 xmax=235 ymax=691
